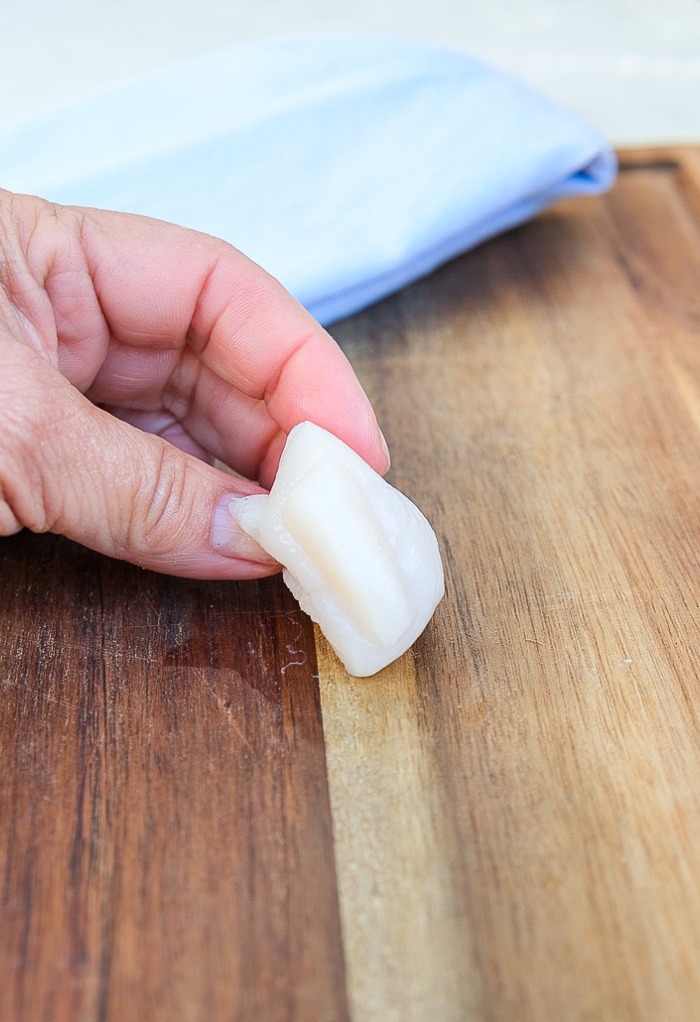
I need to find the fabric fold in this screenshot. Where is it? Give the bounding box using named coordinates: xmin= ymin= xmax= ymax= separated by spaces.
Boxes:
xmin=0 ymin=34 xmax=617 ymax=325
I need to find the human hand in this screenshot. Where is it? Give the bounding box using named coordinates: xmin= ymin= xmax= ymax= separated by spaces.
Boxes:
xmin=0 ymin=191 xmax=389 ymax=579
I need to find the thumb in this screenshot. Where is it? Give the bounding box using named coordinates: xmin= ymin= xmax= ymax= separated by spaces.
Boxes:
xmin=0 ymin=346 xmax=278 ymax=579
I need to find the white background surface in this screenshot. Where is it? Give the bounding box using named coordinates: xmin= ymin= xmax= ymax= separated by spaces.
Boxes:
xmin=2 ymin=0 xmax=700 ymax=144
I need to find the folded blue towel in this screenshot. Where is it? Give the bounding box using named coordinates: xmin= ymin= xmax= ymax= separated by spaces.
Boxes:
xmin=0 ymin=35 xmax=616 ymax=325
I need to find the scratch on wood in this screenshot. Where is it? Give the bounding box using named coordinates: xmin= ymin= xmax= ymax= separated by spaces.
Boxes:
xmin=280 ymin=612 xmax=308 ymax=675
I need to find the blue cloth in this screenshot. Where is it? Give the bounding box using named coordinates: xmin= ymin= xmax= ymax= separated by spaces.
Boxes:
xmin=0 ymin=35 xmax=616 ymax=325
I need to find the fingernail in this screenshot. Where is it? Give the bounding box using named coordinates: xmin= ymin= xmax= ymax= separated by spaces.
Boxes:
xmin=211 ymin=495 xmax=276 ymax=563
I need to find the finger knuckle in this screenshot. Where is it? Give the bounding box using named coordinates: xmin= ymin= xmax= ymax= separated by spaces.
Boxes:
xmin=126 ymin=440 xmax=192 ymax=557
xmin=0 ymin=379 xmax=59 ymax=535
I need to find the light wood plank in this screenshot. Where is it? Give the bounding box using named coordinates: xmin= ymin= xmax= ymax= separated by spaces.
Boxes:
xmin=324 ymin=148 xmax=700 ymax=1021
xmin=318 ymin=638 xmax=481 ymax=1022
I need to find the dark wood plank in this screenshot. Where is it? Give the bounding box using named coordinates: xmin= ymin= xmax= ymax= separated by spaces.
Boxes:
xmin=0 ymin=531 xmax=349 ymax=1022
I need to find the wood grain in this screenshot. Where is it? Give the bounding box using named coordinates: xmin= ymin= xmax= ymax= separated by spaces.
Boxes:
xmin=4 ymin=147 xmax=700 ymax=1021
xmin=318 ymin=644 xmax=480 ymax=1022
xmin=0 ymin=535 xmax=349 ymax=1021
xmin=326 ymin=147 xmax=700 ymax=1022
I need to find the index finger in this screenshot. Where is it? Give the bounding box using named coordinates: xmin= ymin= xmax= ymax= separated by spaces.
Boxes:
xmin=44 ymin=201 xmax=390 ymax=483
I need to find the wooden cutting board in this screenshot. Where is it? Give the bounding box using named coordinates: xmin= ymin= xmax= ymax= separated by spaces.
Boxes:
xmin=3 ymin=147 xmax=700 ymax=1022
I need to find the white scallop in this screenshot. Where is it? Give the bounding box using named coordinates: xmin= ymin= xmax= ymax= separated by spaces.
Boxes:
xmin=230 ymin=421 xmax=444 ymax=677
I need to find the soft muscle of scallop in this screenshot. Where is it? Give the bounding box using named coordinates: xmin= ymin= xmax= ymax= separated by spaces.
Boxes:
xmin=230 ymin=421 xmax=444 ymax=677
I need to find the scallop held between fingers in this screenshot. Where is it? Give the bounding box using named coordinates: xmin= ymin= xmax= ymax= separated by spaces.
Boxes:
xmin=230 ymin=421 xmax=444 ymax=677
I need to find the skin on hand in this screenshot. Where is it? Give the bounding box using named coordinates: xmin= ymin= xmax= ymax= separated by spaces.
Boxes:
xmin=0 ymin=190 xmax=389 ymax=579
